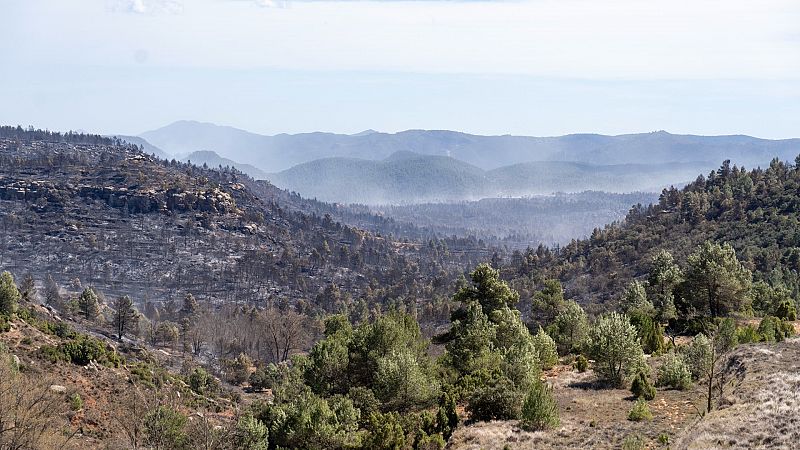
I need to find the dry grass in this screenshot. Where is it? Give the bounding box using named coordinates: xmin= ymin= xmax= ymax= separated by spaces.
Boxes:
xmin=673 ymin=338 xmax=800 ymax=450
xmin=449 ymin=357 xmax=705 ymax=449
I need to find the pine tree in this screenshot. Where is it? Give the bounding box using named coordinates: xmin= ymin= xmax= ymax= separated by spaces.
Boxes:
xmin=78 ymin=287 xmax=101 ymax=320
xmin=521 ymin=378 xmax=560 ymax=430
xmin=0 ymin=271 xmax=20 ymax=315
xmin=112 ymin=295 xmax=139 ymax=340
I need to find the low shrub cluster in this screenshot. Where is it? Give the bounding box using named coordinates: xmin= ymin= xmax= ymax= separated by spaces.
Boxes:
xmin=40 ymin=335 xmax=122 ymax=367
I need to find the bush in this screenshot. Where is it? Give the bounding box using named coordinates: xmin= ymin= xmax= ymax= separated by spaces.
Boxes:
xmin=622 ymin=433 xmax=645 ymax=450
xmin=363 ymin=412 xmax=406 ymax=450
xmin=532 ymin=327 xmax=559 ymax=370
xmin=249 ymin=364 xmax=279 ymax=391
xmin=40 ymin=336 xmax=122 ymax=367
xmin=348 ymin=387 xmax=380 ymax=427
xmin=0 ymin=271 xmax=20 ymax=315
xmin=187 ymin=367 xmax=218 ymax=396
xmin=630 ymin=371 xmax=655 ymax=401
xmin=0 ymin=315 xmax=9 ymax=333
xmin=233 ymin=414 xmax=268 ymax=450
xmin=776 ymin=300 xmax=797 ymax=321
xmin=466 ymin=377 xmax=522 ymax=421
xmin=573 ymin=354 xmax=588 ymax=372
xmin=435 ymin=392 xmax=459 ymax=441
xmin=144 ymin=406 xmax=188 ymax=450
xmin=656 ymin=352 xmax=692 ymax=390
xmin=627 ymin=398 xmax=652 ymax=421
xmin=520 ymin=378 xmax=560 ymax=430
xmin=225 ymin=353 xmax=252 ymax=385
xmin=586 ymin=312 xmax=646 ymax=387
xmin=683 ymin=334 xmax=712 ymax=380
xmin=69 ymin=393 xmax=83 ymax=411
xmin=736 ymin=324 xmax=760 ymax=344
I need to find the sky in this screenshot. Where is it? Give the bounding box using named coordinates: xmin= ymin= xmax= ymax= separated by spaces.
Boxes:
xmin=1 ymin=0 xmax=799 ymax=138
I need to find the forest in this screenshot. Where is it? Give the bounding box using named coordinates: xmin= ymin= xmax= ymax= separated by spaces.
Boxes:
xmin=1 ymin=129 xmax=799 ymax=449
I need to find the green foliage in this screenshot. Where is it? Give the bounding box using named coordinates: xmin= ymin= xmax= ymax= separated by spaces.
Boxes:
xmin=532 ymin=326 xmax=558 ymax=370
xmin=758 ymin=316 xmax=794 ymax=342
xmin=0 ymin=271 xmax=20 ymax=315
xmin=553 ymin=300 xmax=589 ymax=354
xmin=445 ymin=302 xmax=498 ymax=376
xmin=374 ymin=348 xmax=440 ymax=410
xmin=619 ymin=281 xmax=653 ymax=316
xmin=40 ymin=335 xmax=122 ymax=367
xmin=77 ymin=287 xmax=101 ymax=320
xmin=532 ymin=279 xmax=566 ymax=325
xmin=144 ymin=406 xmax=188 ymax=450
xmin=630 ymin=371 xmax=656 ymax=401
xmin=621 ymin=433 xmax=646 ymax=450
xmin=348 ymin=387 xmax=380 ymax=427
xmin=573 ymin=354 xmax=588 ymax=372
xmin=454 ymin=263 xmax=519 ymax=317
xmin=751 ymin=281 xmax=795 ymax=318
xmin=627 ymin=398 xmax=653 ymax=422
xmin=520 ymin=378 xmax=560 ymax=431
xmin=225 ymin=353 xmax=252 ymax=385
xmin=736 ymin=324 xmax=760 ymax=344
xmin=249 ymin=364 xmax=279 ymax=391
xmin=233 ymin=414 xmax=269 ymax=450
xmin=187 ymin=367 xmax=219 ymax=396
xmin=363 ymin=412 xmax=407 ymax=450
xmin=656 ymin=352 xmax=692 ymax=390
xmin=647 ymin=250 xmax=683 ymax=322
xmin=776 ymin=300 xmax=797 ymax=321
xmin=465 ymin=376 xmax=522 ymax=421
xmin=253 ymin=391 xmax=362 ymax=450
xmin=0 ymin=314 xmax=9 ymax=333
xmin=684 ymin=241 xmax=752 ymax=318
xmin=629 ymin=310 xmax=664 ymax=355
xmin=586 ymin=312 xmax=646 ymax=387
xmin=683 ymin=334 xmax=712 ymax=380
xmin=435 ymin=393 xmax=459 ymax=441
xmin=69 ymin=393 xmax=83 ymax=411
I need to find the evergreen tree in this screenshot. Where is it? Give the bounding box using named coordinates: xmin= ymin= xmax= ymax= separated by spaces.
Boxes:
xmin=684 ymin=241 xmax=752 ymax=318
xmin=112 ymin=295 xmax=139 ymax=340
xmin=0 ymin=271 xmax=20 ymax=315
xmin=520 ymin=378 xmax=560 ymax=431
xmin=78 ymin=287 xmax=101 ymax=320
xmin=586 ymin=312 xmax=646 ymax=387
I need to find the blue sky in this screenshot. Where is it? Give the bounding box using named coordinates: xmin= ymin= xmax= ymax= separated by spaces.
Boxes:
xmin=2 ymin=0 xmax=799 ymax=137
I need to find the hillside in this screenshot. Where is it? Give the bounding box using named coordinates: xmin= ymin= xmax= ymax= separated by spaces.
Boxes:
xmin=267 ymin=152 xmax=700 ymax=204
xmin=141 ymin=121 xmax=800 ymax=172
xmin=0 ymin=127 xmax=485 ymax=323
xmin=182 ymin=150 xmax=269 ymax=180
xmin=502 ymin=157 xmax=800 ymax=311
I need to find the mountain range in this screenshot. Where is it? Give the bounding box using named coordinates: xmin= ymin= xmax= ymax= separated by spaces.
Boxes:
xmin=131 ymin=121 xmax=800 ymax=204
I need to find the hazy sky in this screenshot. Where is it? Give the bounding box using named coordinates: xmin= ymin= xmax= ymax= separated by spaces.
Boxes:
xmin=2 ymin=0 xmax=799 ymax=137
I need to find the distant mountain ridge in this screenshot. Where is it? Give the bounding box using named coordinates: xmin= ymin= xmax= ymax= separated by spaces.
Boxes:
xmin=267 ymin=151 xmax=706 ymax=204
xmin=139 ymin=121 xmax=800 ymax=172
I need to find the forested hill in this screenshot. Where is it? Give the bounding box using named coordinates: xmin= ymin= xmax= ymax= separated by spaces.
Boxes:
xmin=0 ymin=128 xmax=488 ymax=325
xmin=506 ymin=157 xmax=800 ymax=310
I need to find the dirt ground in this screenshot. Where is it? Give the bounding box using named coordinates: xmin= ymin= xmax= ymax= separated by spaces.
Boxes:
xmin=449 ymin=356 xmax=708 ymax=449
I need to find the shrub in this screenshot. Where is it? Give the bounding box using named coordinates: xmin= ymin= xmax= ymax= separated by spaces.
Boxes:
xmin=348 ymin=387 xmax=380 ymax=427
xmin=630 ymin=371 xmax=656 ymax=400
xmin=622 ymin=433 xmax=646 ymax=450
xmin=736 ymin=324 xmax=760 ymax=344
xmin=586 ymin=312 xmax=646 ymax=386
xmin=435 ymin=392 xmax=459 ymax=441
xmin=656 ymin=352 xmax=692 ymax=390
xmin=573 ymin=354 xmax=588 ymax=372
xmin=225 ymin=353 xmax=252 ymax=385
xmin=249 ymin=364 xmax=279 ymax=391
xmin=363 ymin=412 xmax=407 ymax=450
xmin=627 ymin=398 xmax=652 ymax=422
xmin=683 ymin=334 xmax=712 ymax=380
xmin=415 ymin=433 xmax=446 ymax=450
xmin=144 ymin=406 xmax=188 ymax=450
xmin=629 ymin=310 xmax=664 ymax=355
xmin=233 ymin=414 xmax=268 ymax=450
xmin=69 ymin=393 xmax=83 ymax=411
xmin=0 ymin=315 xmax=9 ymax=333
xmin=520 ymin=378 xmax=560 ymax=430
xmin=466 ymin=377 xmax=522 ymax=421
xmin=188 ymin=367 xmax=218 ymax=396
xmin=41 ymin=336 xmax=122 ymax=367
xmin=532 ymin=327 xmax=559 ymax=370
xmin=775 ymin=300 xmax=797 ymax=321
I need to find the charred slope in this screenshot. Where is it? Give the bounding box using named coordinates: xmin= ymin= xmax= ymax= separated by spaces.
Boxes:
xmin=0 ymin=129 xmax=486 ymax=319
